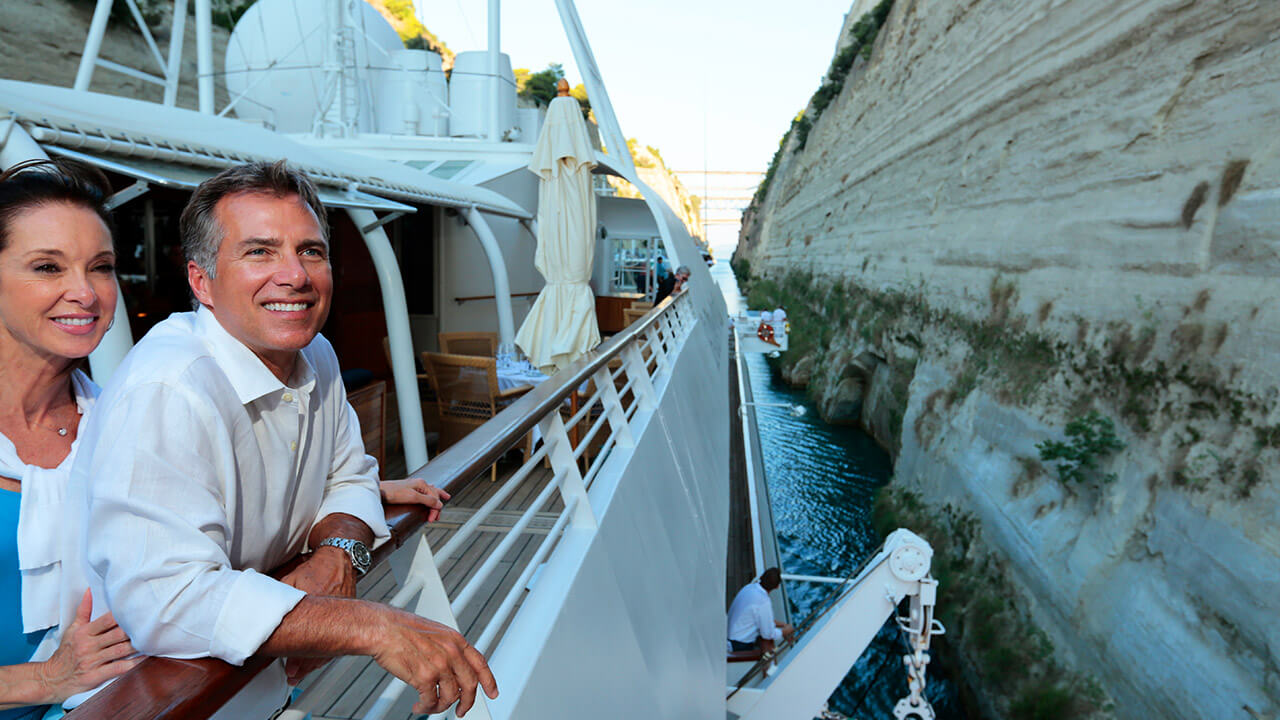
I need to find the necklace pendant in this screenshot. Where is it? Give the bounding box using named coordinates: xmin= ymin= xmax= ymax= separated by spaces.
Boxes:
xmin=57 ymin=428 xmax=67 ymax=437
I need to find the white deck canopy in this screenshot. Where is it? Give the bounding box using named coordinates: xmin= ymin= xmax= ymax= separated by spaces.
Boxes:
xmin=0 ymin=81 xmax=532 ymax=219
xmin=0 ymin=79 xmax=537 ymax=471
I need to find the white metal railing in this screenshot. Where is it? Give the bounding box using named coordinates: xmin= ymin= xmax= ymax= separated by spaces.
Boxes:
xmin=734 ymin=332 xmax=768 ymax=577
xmin=357 ymin=291 xmax=695 ymax=720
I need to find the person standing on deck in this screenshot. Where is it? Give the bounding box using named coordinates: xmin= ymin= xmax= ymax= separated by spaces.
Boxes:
xmin=61 ymin=161 xmax=496 ymax=719
xmin=727 ymin=567 xmax=795 ymax=654
xmin=653 ymin=264 xmax=690 ymax=306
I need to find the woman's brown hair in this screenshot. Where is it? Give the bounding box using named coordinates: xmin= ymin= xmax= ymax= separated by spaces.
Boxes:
xmin=0 ymin=158 xmax=116 ymax=252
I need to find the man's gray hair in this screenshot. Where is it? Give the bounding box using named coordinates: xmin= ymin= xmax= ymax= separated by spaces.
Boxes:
xmin=676 ymin=265 xmax=691 ymax=276
xmin=179 ymin=160 xmax=329 ymax=278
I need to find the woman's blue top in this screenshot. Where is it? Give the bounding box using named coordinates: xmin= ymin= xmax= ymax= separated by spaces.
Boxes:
xmin=0 ymin=489 xmax=49 ymax=720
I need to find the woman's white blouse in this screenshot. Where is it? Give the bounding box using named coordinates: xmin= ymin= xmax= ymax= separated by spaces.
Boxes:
xmin=0 ymin=369 xmax=98 ymax=656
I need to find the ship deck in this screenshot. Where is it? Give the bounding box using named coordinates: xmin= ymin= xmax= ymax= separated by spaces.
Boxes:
xmin=291 ymin=457 xmax=562 ymax=720
xmin=726 ymin=345 xmax=756 ymax=606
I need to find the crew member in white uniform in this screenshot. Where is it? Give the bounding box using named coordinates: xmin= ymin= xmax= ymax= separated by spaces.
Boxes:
xmin=727 ymin=567 xmax=795 ymax=653
xmin=62 ymin=161 xmax=497 ymax=718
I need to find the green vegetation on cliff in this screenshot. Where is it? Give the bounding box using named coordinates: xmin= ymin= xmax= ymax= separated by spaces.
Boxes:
xmin=748 ymin=0 xmax=894 ymax=208
xmin=793 ymin=0 xmax=894 ymax=151
xmin=735 ymin=266 xmax=1269 ymax=497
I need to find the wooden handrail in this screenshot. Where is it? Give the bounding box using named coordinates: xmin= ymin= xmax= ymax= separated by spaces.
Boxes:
xmin=67 ymin=504 xmax=436 ymax=719
xmin=453 ymin=292 xmax=541 ymax=304
xmin=66 ymin=289 xmax=689 ymax=719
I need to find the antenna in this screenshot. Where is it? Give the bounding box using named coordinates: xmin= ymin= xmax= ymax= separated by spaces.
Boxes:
xmin=74 ymin=0 xmax=203 ymax=109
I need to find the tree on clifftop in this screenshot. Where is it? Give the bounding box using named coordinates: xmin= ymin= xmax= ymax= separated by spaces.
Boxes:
xmin=515 ymin=63 xmax=592 ymax=118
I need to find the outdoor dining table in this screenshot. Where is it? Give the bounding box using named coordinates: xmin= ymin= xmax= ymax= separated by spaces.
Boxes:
xmin=495 ymin=360 xmax=551 ymax=392
xmin=494 ymin=360 xmax=587 ymax=464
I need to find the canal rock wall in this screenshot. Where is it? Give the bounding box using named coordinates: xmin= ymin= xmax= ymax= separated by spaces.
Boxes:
xmin=735 ymin=0 xmax=1280 ymax=718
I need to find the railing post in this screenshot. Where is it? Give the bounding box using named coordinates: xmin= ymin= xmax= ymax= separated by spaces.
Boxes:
xmin=659 ymin=311 xmax=678 ymax=350
xmin=592 ymin=366 xmax=634 ymax=449
xmin=537 ymin=412 xmax=597 ymax=530
xmin=672 ymin=296 xmax=692 ymax=336
xmin=622 ymin=342 xmax=658 ymax=411
xmin=644 ymin=325 xmax=668 ymax=374
xmin=364 ymin=535 xmax=492 ymax=720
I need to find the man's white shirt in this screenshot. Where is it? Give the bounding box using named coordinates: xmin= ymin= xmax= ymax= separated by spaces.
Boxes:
xmin=60 ymin=308 xmax=390 ymax=713
xmin=727 ymin=581 xmax=783 ymax=647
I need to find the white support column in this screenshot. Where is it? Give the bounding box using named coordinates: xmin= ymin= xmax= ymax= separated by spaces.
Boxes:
xmin=0 ymin=121 xmax=47 ymax=170
xmin=630 ymin=175 xmax=685 ymax=270
xmin=462 ymin=206 xmax=515 ymax=350
xmin=74 ymin=0 xmax=114 ymax=91
xmin=347 ymin=208 xmax=429 ymax=472
xmin=551 ymin=0 xmax=633 ymax=177
xmin=194 ymin=0 xmax=214 ymax=114
xmin=487 ymin=0 xmax=501 ymax=142
xmin=163 ymin=0 xmax=189 ymax=106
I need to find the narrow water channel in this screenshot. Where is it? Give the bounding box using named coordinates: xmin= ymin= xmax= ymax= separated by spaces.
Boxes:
xmin=711 ymin=260 xmax=965 ymax=719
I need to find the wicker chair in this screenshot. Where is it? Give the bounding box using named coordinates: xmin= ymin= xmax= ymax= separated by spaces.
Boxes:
xmin=421 ymin=352 xmax=531 ymax=482
xmin=437 ymin=331 xmax=498 ymax=357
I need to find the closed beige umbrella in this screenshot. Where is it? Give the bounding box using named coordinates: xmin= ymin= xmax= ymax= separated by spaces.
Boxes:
xmin=515 ymin=86 xmax=600 ymax=373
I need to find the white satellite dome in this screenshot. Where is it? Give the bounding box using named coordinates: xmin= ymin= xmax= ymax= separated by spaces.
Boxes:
xmin=224 ymin=0 xmax=404 ymax=133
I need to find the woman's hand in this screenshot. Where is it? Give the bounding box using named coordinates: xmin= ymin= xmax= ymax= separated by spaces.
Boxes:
xmin=380 ymin=478 xmax=451 ymax=522
xmin=36 ymin=590 xmax=140 ymax=703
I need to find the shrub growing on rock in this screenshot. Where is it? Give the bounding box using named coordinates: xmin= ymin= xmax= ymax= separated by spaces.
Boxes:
xmin=1036 ymin=412 xmax=1124 ymax=484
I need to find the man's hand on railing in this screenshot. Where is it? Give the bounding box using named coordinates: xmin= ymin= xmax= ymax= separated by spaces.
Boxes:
xmin=366 ymin=604 xmax=499 ymax=717
xmin=380 ymin=478 xmax=451 ymax=523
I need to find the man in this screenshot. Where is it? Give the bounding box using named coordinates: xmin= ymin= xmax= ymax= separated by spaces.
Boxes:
xmin=63 ymin=161 xmax=496 ymax=718
xmin=727 ymin=568 xmax=795 ymax=654
xmin=653 ymin=264 xmax=690 ymax=305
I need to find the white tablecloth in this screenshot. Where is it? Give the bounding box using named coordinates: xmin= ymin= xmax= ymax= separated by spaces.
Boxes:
xmin=496 ymin=363 xmax=550 ymax=392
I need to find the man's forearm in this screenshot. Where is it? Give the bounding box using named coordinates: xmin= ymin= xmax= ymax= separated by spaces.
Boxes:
xmin=307 ymin=512 xmax=375 ymax=550
xmin=259 ymin=596 xmax=382 ymax=658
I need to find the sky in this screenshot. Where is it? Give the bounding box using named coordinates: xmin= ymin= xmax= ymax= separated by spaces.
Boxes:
xmin=417 ymin=0 xmax=855 ymax=249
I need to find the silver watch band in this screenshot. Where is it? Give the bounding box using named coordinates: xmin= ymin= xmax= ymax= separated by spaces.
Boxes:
xmin=318 ymin=537 xmax=371 ymax=575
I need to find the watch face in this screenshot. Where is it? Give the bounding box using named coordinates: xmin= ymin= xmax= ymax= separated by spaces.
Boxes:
xmin=353 ymin=542 xmax=372 ymax=567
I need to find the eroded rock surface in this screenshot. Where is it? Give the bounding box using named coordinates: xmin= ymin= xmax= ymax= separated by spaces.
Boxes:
xmin=737 ymin=1 xmax=1280 ymax=718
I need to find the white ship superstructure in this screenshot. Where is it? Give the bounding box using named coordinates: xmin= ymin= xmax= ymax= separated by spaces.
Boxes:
xmin=0 ymin=1 xmax=942 ymax=717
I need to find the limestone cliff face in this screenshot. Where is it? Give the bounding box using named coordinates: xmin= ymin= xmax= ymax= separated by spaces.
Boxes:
xmin=737 ymin=1 xmax=1280 ymax=718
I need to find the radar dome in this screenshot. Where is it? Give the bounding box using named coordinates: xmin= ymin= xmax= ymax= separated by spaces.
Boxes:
xmin=224 ymin=0 xmax=404 ymax=133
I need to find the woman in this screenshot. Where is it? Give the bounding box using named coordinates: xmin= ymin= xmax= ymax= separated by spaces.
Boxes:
xmin=0 ymin=159 xmax=139 ymax=718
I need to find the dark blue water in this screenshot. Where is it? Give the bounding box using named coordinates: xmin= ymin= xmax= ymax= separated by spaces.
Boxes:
xmin=712 ymin=260 xmax=964 ymax=719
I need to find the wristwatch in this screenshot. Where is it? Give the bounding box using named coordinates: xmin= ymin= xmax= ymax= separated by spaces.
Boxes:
xmin=318 ymin=537 xmax=372 ymax=576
